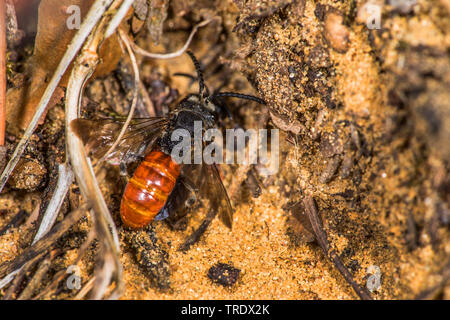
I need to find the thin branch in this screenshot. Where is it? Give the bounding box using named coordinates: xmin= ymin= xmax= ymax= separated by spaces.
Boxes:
xmin=65 ymin=20 xmax=119 ymax=247
xmin=17 ymin=251 xmax=55 ymax=300
xmin=0 ymin=269 xmax=20 ymax=290
xmin=31 ymin=268 xmax=66 ymax=300
xmin=30 ymin=229 xmax=94 ymax=300
xmin=0 ymin=205 xmax=87 ymax=281
xmin=1 ymin=0 xmax=132 ymax=296
xmin=100 ymin=28 xmax=140 ymax=162
xmin=73 ymin=276 xmax=96 ymax=300
xmin=2 ymin=255 xmax=43 ymax=300
xmin=0 ymin=0 xmax=115 ymax=192
xmin=0 ymin=209 xmax=27 ymax=236
xmin=139 ymin=80 xmax=156 ymax=117
xmin=303 ymin=196 xmax=373 ymax=300
xmin=65 ymin=3 xmax=127 ymax=299
xmin=90 ymin=249 xmax=116 ymax=300
xmin=104 ymin=0 xmax=135 ymax=39
xmin=0 ymin=164 xmax=73 ymax=290
xmin=129 ymin=19 xmax=213 ymax=59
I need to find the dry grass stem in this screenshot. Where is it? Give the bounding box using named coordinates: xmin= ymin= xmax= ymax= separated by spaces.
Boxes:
xmin=64 ymin=0 xmax=138 ymax=298
xmin=129 ymin=19 xmax=213 ymax=59
xmin=73 ymin=276 xmax=96 ymax=300
xmin=303 ymin=196 xmax=373 ymax=300
xmin=17 ymin=251 xmax=55 ymax=300
xmin=100 ymin=28 xmax=140 ymax=162
xmin=0 ymin=205 xmax=87 ymax=284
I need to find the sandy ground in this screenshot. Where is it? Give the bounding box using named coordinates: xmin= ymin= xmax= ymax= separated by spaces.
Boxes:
xmin=0 ymin=0 xmax=449 ymax=300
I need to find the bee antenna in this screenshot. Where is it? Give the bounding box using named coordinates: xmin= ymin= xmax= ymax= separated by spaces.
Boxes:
xmin=210 ymin=92 xmax=266 ymax=105
xmin=186 ymin=50 xmax=209 ymax=98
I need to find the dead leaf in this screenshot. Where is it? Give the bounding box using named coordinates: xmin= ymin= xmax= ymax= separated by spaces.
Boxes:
xmin=6 ymin=0 xmax=128 ymax=134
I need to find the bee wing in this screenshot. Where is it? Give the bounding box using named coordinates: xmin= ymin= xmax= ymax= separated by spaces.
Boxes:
xmin=70 ymin=117 xmax=168 ymax=164
xmin=197 ymin=163 xmax=233 ymax=229
xmin=158 ymin=177 xmax=193 ymax=227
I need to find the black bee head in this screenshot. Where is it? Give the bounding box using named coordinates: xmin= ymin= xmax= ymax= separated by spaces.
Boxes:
xmin=176 ymin=51 xmax=265 ymax=120
xmin=159 ymin=51 xmax=265 ymax=155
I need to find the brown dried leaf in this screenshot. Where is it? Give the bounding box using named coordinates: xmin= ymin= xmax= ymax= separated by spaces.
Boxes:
xmin=6 ymin=0 xmax=128 ymax=134
xmin=285 ymin=202 xmax=316 ymax=244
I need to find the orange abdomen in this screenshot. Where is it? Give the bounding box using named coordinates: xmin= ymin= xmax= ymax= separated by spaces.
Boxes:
xmin=120 ymin=150 xmax=181 ymax=229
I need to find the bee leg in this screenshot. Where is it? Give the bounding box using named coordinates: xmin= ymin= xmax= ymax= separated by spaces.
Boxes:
xmin=178 ymin=209 xmax=217 ymax=252
xmin=180 ymin=177 xmax=198 ymax=206
xmin=119 ymin=162 xmax=130 ymax=184
xmin=163 ymin=177 xmax=194 ymax=230
xmin=119 ymin=150 xmax=144 ymax=181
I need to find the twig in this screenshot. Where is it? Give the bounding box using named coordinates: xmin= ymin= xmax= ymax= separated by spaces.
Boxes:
xmin=65 ymin=2 xmax=128 ymax=299
xmin=90 ymin=249 xmax=116 ymax=300
xmin=32 ymin=268 xmax=66 ymax=300
xmin=303 ymin=196 xmax=373 ymax=300
xmin=129 ymin=19 xmax=213 ymax=59
xmin=139 ymin=80 xmax=156 ymax=117
xmin=0 ymin=268 xmax=20 ymax=290
xmin=104 ymin=0 xmax=135 ymax=39
xmin=100 ymin=28 xmax=140 ymax=162
xmin=17 ymin=251 xmax=56 ymax=300
xmin=0 ymin=0 xmax=6 ymax=146
xmin=2 ymin=256 xmax=42 ymax=300
xmin=0 ymin=164 xmax=73 ymax=290
xmin=0 ymin=0 xmax=115 ymax=192
xmin=0 ymin=209 xmax=27 ymax=236
xmin=73 ymin=276 xmax=96 ymax=300
xmin=2 ymin=264 xmax=26 ymax=300
xmin=0 ymin=206 xmax=87 ymax=286
xmin=0 ymin=206 xmax=87 ymax=278
xmin=33 ymin=229 xmax=96 ymax=300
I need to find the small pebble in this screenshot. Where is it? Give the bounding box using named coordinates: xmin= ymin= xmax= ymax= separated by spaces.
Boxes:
xmin=207 ymin=263 xmax=240 ymax=287
xmin=8 ymin=159 xmax=47 ymax=191
xmin=324 ymin=10 xmax=350 ymax=53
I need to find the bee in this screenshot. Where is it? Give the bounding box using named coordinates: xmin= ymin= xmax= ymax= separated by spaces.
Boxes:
xmin=71 ymin=51 xmax=265 ymax=232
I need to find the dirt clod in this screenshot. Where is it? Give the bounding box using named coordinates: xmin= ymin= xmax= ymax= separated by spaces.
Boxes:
xmin=323 ymin=10 xmax=350 ymax=53
xmin=207 ymin=263 xmax=240 ymax=287
xmin=8 ymin=159 xmax=47 ymax=191
xmin=125 ymin=228 xmax=171 ymax=291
